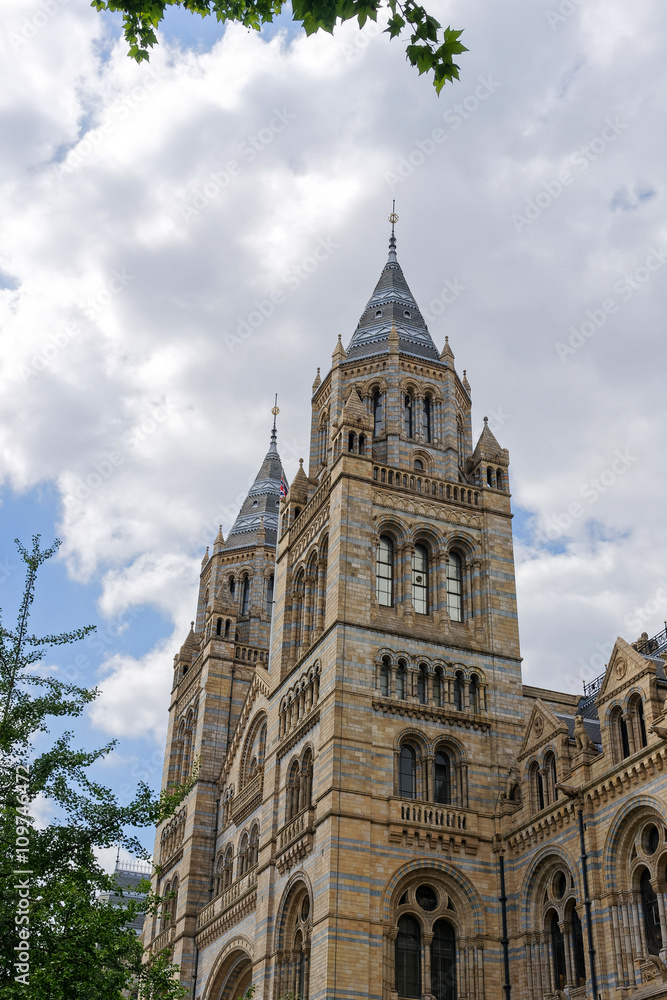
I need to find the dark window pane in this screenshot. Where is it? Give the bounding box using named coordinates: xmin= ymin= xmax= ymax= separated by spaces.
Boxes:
xmin=431 ymin=919 xmax=456 ymax=1000
xmin=399 ymin=746 xmax=416 ymax=799
xmin=641 ymin=869 xmax=663 ymax=955
xmin=434 ymin=752 xmax=451 ymax=805
xmin=396 ymin=915 xmax=421 ymax=997
xmin=551 ymin=912 xmax=566 ymax=991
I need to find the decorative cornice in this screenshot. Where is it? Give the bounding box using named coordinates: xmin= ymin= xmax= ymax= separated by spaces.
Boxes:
xmin=372 ymin=697 xmax=490 ymax=732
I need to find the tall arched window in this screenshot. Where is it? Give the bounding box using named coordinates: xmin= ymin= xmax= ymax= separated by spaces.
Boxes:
xmin=433 ymin=751 xmax=451 ymax=805
xmin=433 ymin=669 xmax=443 ymax=707
xmin=395 ymin=915 xmax=421 ymax=998
xmin=496 ymin=468 xmax=503 ymax=490
xmin=301 ymin=749 xmax=313 ymax=810
xmin=423 ymin=396 xmax=432 ymax=442
xmin=629 ymin=694 xmax=647 ymax=750
xmin=412 ymin=544 xmax=428 ymax=614
xmin=641 ymin=868 xmax=662 ymax=955
xmin=446 ymin=554 xmax=463 ymax=622
xmin=611 ymin=706 xmax=631 ymax=761
xmin=404 ymin=394 xmax=414 ymax=438
xmin=396 ymin=660 xmax=407 ymax=700
xmin=287 ymin=759 xmax=301 ymax=821
xmin=373 ymin=390 xmax=383 ymax=437
xmin=431 ymin=920 xmax=456 ymax=1000
xmin=572 ymin=906 xmax=587 ymax=985
xmin=417 ymin=664 xmax=428 ymax=704
xmin=380 ymin=656 xmax=390 ymax=697
xmin=229 ymin=576 xmax=236 ymax=601
xmin=544 ymin=751 xmax=558 ymax=804
xmin=241 ymin=576 xmax=250 ymax=615
xmin=294 ymin=929 xmax=305 ymax=997
xmin=223 ymin=845 xmax=234 ymax=889
xmin=530 ymin=762 xmax=545 ymax=812
xmin=469 ymin=673 xmax=479 ymax=713
xmin=453 ymin=671 xmax=464 ymax=711
xmin=457 ymin=420 xmax=465 ymax=460
xmin=551 ymin=912 xmax=566 ymax=992
xmin=249 ymin=824 xmax=259 ymax=868
xmin=238 ymin=832 xmax=249 ymax=878
xmin=266 ymin=575 xmax=274 ymax=615
xmin=399 ymin=746 xmax=416 ymax=799
xmin=376 ymin=535 xmax=394 ymax=607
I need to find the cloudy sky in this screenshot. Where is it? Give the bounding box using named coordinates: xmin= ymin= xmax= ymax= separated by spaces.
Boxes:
xmin=1 ymin=0 xmax=666 ymax=850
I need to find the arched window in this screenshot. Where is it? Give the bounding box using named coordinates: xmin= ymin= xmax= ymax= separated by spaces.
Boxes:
xmin=433 ymin=669 xmax=443 ymax=707
xmin=496 ymin=468 xmax=503 ymax=490
xmin=530 ymin=762 xmax=545 ymax=813
xmin=396 ymin=660 xmax=407 ymax=700
xmin=396 ymin=915 xmax=421 ymax=997
xmin=359 ymin=434 xmax=366 ymax=455
xmin=629 ymin=694 xmax=647 ymax=750
xmin=641 ymin=868 xmax=662 ymax=955
xmin=348 ymin=431 xmax=356 ymax=453
xmin=229 ymin=576 xmax=235 ymax=600
xmin=224 ymin=618 xmax=231 ymax=638
xmin=238 ymin=832 xmax=249 ymax=878
xmin=249 ymin=824 xmax=259 ymax=868
xmin=544 ymin=751 xmax=558 ymax=804
xmin=412 ymin=544 xmax=428 ymax=615
xmin=380 ymin=656 xmax=390 ymax=697
xmin=417 ymin=664 xmax=428 ymax=704
xmin=433 ymin=751 xmax=451 ymax=805
xmin=301 ymin=749 xmax=313 ymax=810
xmin=453 ymin=671 xmax=464 ymax=711
xmin=287 ymin=759 xmax=301 ymax=821
xmin=469 ymin=673 xmax=479 ymax=713
xmin=376 ymin=535 xmax=394 ymax=607
xmin=241 ymin=576 xmax=250 ymax=615
xmin=457 ymin=420 xmax=465 ymax=460
xmin=431 ymin=920 xmax=456 ymax=1000
xmin=550 ymin=912 xmax=566 ymax=992
xmin=266 ymin=575 xmax=274 ymax=615
xmin=223 ymin=845 xmax=234 ymax=889
xmin=446 ymin=554 xmax=463 ymax=622
xmin=572 ymin=906 xmax=587 ymax=985
xmin=399 ymin=746 xmax=416 ymax=799
xmin=423 ymin=396 xmax=432 ymax=443
xmin=373 ymin=390 xmax=383 ymax=437
xmin=611 ymin=706 xmax=631 ymax=761
xmin=216 ymin=617 xmax=222 ymax=636
xmin=404 ymin=394 xmax=414 ymax=438
xmin=294 ymin=929 xmax=305 ymax=997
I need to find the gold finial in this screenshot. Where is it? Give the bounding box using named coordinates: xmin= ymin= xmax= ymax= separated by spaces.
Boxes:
xmin=389 ymin=198 xmax=399 ymax=228
xmin=271 ymin=393 xmax=279 ymax=432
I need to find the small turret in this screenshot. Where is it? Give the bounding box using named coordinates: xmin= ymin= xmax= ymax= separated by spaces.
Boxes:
xmin=312 ymin=367 xmax=322 ymax=393
xmin=332 ymin=335 xmax=347 ymax=367
xmin=467 ymin=416 xmax=510 ymax=491
xmin=440 ymin=335 xmax=455 ymax=364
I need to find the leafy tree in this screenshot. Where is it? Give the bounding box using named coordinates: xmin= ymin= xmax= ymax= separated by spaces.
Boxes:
xmin=91 ymin=0 xmax=467 ymax=92
xmin=0 ymin=536 xmax=189 ymax=999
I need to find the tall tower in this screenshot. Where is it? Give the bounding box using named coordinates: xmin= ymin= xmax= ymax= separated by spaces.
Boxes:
xmin=146 ymin=220 xmax=523 ymax=1000
xmin=146 ymin=425 xmax=287 ymax=985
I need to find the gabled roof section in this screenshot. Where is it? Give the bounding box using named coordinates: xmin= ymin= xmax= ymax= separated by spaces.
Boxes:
xmin=596 ymin=636 xmax=667 ymax=705
xmin=225 ymin=427 xmax=287 ymax=551
xmin=345 ymin=232 xmax=440 ymax=363
xmin=518 ymin=698 xmax=567 ymax=759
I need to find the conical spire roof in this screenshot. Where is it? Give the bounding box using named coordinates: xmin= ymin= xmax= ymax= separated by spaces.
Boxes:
xmin=345 ymin=228 xmax=440 ymax=363
xmin=225 ymin=425 xmax=287 ymax=551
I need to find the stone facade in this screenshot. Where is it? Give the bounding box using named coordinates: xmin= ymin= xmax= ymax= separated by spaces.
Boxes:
xmin=145 ymin=234 xmax=667 ymax=1000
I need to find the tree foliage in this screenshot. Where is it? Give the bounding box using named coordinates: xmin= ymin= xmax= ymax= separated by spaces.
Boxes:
xmin=0 ymin=536 xmax=189 ymax=999
xmin=91 ymin=0 xmax=467 ymax=92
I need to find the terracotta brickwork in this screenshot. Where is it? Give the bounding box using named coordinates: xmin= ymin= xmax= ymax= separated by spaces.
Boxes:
xmin=145 ymin=240 xmax=667 ymax=1000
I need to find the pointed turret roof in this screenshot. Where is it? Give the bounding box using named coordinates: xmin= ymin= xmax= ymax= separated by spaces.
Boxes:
xmin=225 ymin=425 xmax=287 ymax=551
xmin=471 ymin=417 xmax=505 ymax=465
xmin=345 ymin=227 xmax=440 ymax=363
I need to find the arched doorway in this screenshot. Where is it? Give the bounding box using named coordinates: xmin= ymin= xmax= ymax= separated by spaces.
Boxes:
xmin=206 ymin=948 xmax=253 ymax=1000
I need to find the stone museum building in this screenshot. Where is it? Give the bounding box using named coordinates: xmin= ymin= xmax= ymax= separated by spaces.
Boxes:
xmin=144 ymin=226 xmax=667 ymax=1000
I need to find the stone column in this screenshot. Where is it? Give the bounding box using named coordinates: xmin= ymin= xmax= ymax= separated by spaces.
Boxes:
xmin=390 ymin=664 xmax=397 ymax=698
xmin=653 ymin=880 xmax=667 ymax=960
xmin=427 ymin=667 xmax=434 ymax=706
xmin=610 ymin=904 xmax=627 ymax=987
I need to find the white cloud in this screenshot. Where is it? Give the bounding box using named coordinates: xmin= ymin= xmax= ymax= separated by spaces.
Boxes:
xmin=1 ymin=0 xmax=667 ymax=742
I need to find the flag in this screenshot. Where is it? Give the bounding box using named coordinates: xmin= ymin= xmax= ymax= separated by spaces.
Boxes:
xmin=280 ymin=473 xmax=288 ymax=498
